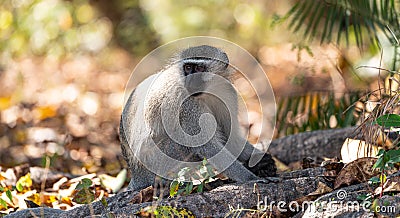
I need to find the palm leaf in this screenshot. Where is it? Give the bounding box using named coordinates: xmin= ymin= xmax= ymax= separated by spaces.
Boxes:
xmin=276 ymin=91 xmax=363 ymax=137
xmin=286 ymin=0 xmax=400 ymax=48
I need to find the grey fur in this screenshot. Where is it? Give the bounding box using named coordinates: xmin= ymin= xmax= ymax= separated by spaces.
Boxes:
xmin=120 ymin=45 xmax=276 ymax=191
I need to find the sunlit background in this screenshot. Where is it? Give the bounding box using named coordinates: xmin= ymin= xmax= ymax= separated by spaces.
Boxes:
xmin=0 ymin=0 xmax=388 ymax=174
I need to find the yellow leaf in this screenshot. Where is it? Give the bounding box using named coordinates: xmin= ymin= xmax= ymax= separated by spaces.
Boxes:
xmin=43 ymin=195 xmax=57 ymax=205
xmin=27 ymin=193 xmax=58 ymax=207
xmin=0 ymin=172 xmax=7 ymax=181
xmin=14 ymin=129 xmax=27 ymax=144
xmin=16 ymin=173 xmax=32 ymax=192
xmin=0 ymin=97 xmax=11 ymax=110
xmin=33 ymin=106 xmax=57 ymax=121
xmin=61 ymin=196 xmax=73 ymax=206
xmin=58 ymin=11 xmax=73 ymax=30
xmin=27 ymin=193 xmax=41 ymax=206
xmin=0 ymin=10 xmax=13 ymax=30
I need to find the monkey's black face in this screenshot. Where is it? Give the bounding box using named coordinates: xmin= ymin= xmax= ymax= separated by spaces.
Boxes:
xmin=183 ymin=63 xmax=206 ymax=76
xmin=182 ymin=61 xmax=210 ymax=97
xmin=181 ymin=50 xmax=230 ymax=97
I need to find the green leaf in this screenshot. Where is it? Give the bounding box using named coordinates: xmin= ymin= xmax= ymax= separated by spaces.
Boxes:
xmin=375 ymin=114 xmax=400 ymax=127
xmin=6 ymin=189 xmax=12 ymax=202
xmin=191 ymin=173 xmax=200 ymax=180
xmin=15 ymin=173 xmax=32 ymax=192
xmin=0 ymin=198 xmax=7 ymax=209
xmin=185 ymin=182 xmax=193 ymax=195
xmin=356 ymin=194 xmax=367 ymax=201
xmin=101 ymin=197 xmax=108 ymax=207
xmin=73 ymin=188 xmax=95 ymax=204
xmin=176 ymin=189 xmax=185 ymax=195
xmin=202 ymin=158 xmax=207 ymax=166
xmin=377 ymin=149 xmax=385 ymax=156
xmin=76 ymin=178 xmax=92 ymax=190
xmin=197 ymin=183 xmax=204 ymax=193
xmin=169 ymin=181 xmax=179 ymax=197
xmin=371 ymin=198 xmax=379 ymax=212
xmin=206 ymin=165 xmax=215 ymax=178
xmin=387 ymin=149 xmax=400 ymax=163
xmin=82 ymin=178 xmax=92 ymax=186
xmin=199 ymin=166 xmax=207 ymax=177
xmin=357 ymin=193 xmax=372 ymax=202
xmin=373 ymin=154 xmax=385 ymax=169
xmin=369 ymin=176 xmax=380 ymax=184
xmin=16 ymin=182 xmax=23 ymax=192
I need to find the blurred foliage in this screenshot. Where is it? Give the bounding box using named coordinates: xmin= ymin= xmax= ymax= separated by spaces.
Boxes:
xmin=280 ymin=0 xmax=400 ymax=71
xmin=0 ymin=0 xmax=384 ymax=184
xmin=138 ymin=0 xmax=288 ymax=53
xmin=0 ymin=0 xmax=294 ymax=59
xmin=0 ymin=0 xmax=374 ymax=155
xmin=92 ymin=0 xmax=159 ymax=55
xmin=284 ymin=0 xmax=400 ymax=47
xmin=0 ymin=3 xmax=381 ymax=213
xmin=0 ymin=0 xmax=111 ymax=58
xmin=0 ymin=0 xmax=160 ymax=59
xmin=272 ymin=1 xmax=400 ymax=137
xmin=276 ymin=91 xmax=363 ymax=137
xmin=0 ymin=168 xmax=115 ymax=213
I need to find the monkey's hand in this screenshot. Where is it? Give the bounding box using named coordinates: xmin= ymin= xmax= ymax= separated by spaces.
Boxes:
xmin=245 ymin=153 xmax=277 ymax=178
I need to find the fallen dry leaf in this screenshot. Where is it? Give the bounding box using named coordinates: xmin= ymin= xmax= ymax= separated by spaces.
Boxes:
xmin=98 ymin=169 xmax=127 ymax=193
xmin=341 ymin=138 xmax=379 ymax=163
xmin=321 ymin=157 xmax=344 ymax=182
xmin=295 ymin=182 xmax=333 ymax=204
xmin=374 ymin=175 xmax=400 ymax=195
xmin=334 ymin=157 xmax=378 ymax=189
xmin=131 ymin=186 xmax=154 ymax=204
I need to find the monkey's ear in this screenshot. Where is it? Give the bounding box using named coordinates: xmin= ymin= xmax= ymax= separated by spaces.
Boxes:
xmin=222 ymin=61 xmax=229 ymax=69
xmin=217 ymin=60 xmax=229 ymax=70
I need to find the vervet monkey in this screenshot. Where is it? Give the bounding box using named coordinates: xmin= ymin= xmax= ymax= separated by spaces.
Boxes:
xmin=120 ymin=45 xmax=276 ymax=191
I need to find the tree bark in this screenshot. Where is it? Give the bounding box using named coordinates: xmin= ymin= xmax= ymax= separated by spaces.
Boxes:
xmin=266 ymin=127 xmax=358 ymax=164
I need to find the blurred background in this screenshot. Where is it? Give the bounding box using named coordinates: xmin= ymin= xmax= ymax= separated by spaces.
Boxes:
xmin=0 ymin=0 xmax=396 ymax=175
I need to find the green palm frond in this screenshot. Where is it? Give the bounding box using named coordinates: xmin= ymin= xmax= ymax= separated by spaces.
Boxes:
xmin=276 ymin=91 xmax=363 ymax=137
xmin=286 ymin=0 xmax=400 ymax=48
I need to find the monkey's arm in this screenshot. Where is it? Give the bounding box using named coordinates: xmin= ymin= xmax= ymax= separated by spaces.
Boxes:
xmin=195 ymin=136 xmax=260 ymax=182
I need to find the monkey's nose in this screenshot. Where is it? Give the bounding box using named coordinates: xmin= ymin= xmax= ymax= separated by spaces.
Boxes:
xmin=184 ymin=73 xmax=207 ymax=96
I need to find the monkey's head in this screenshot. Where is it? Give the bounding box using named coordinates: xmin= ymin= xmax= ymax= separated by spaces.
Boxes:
xmin=180 ymin=45 xmax=229 ymax=74
xmin=177 ymin=45 xmax=233 ymax=97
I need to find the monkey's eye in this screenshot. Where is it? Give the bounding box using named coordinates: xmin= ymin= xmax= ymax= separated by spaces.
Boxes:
xmin=183 ymin=64 xmax=193 ymax=75
xmin=195 ymin=65 xmax=206 ymax=72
